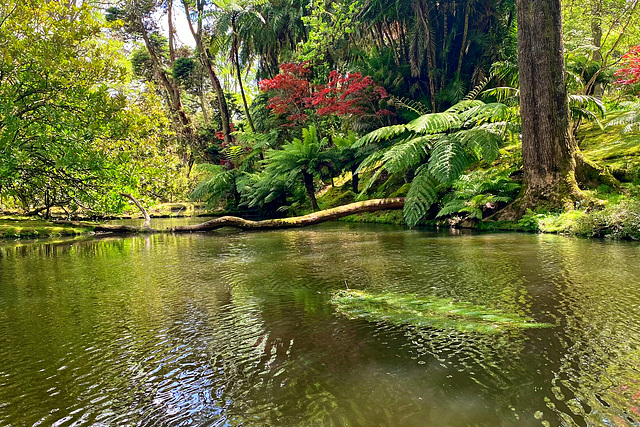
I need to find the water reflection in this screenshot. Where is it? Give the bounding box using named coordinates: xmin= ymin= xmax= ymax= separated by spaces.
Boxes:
xmin=0 ymin=225 xmax=639 ymax=426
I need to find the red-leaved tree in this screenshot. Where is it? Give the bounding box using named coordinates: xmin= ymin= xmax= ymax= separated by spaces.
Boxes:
xmin=259 ymin=64 xmax=390 ymax=129
xmin=308 ymin=71 xmax=389 ymax=120
xmin=258 ymin=63 xmax=312 ymax=126
xmin=615 ymin=46 xmax=640 ymax=87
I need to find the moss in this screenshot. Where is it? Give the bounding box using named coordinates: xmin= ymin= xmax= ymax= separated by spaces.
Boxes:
xmin=479 ymin=197 xmax=640 ymax=240
xmin=331 ymin=290 xmax=554 ymax=334
xmin=0 ymin=219 xmax=93 ymax=239
xmin=339 ymin=209 xmax=406 ymax=225
xmin=317 ymin=187 xmax=356 ymax=210
xmin=580 ymin=118 xmax=640 ymax=182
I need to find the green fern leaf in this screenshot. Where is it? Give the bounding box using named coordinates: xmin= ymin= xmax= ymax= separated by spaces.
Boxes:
xmin=427 ymin=137 xmax=473 ymax=184
xmin=457 ymin=127 xmax=502 ymax=162
xmin=355 ymin=124 xmax=409 ymax=147
xmin=381 ymin=135 xmax=435 ymax=174
xmin=404 ymin=165 xmax=439 ymax=227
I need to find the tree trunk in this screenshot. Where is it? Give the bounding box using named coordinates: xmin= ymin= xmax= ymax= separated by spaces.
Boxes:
xmin=168 ymin=0 xmax=176 ymax=62
xmin=182 ymin=0 xmax=233 ymax=145
xmin=302 ymin=170 xmax=319 ymax=211
xmin=589 ymin=0 xmax=604 ymax=96
xmin=456 ymin=2 xmax=470 ymax=79
xmin=120 ymin=193 xmax=151 ymax=229
xmin=515 ymin=0 xmax=583 ymax=211
xmin=54 ymin=198 xmax=406 ymax=233
xmin=232 ymin=16 xmax=256 ymax=133
xmin=351 ymin=165 xmax=359 ymax=193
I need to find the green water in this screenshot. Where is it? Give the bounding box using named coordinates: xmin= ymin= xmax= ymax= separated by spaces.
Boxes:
xmin=1 ymin=223 xmax=640 ymax=426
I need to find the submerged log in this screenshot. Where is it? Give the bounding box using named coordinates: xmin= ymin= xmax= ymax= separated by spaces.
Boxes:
xmin=172 ymin=198 xmax=406 ymax=232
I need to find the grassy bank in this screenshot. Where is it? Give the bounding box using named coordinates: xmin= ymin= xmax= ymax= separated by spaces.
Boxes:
xmin=0 ymin=218 xmax=94 ymax=239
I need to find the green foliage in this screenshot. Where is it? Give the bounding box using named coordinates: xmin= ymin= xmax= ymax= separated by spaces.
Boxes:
xmin=571 ymin=200 xmax=640 ymax=239
xmin=331 ymin=290 xmax=554 ymax=334
xmin=357 ymin=99 xmax=515 ymax=226
xmin=437 ymin=170 xmax=521 ymax=220
xmin=608 ymin=101 xmax=640 ymax=134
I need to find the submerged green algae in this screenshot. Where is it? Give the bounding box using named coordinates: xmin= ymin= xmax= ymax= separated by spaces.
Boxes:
xmin=331 ymin=289 xmax=554 ymax=334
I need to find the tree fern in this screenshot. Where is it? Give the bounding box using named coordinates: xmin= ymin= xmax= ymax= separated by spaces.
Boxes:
xmin=404 ymin=165 xmax=439 ymax=227
xmin=427 ymin=136 xmax=474 ymax=184
xmin=357 ymin=98 xmax=517 ymax=226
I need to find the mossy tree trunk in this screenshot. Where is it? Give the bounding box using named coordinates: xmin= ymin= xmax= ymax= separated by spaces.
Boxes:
xmin=515 ymin=0 xmax=583 ymax=212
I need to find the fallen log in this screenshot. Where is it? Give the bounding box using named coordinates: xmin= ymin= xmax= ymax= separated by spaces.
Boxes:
xmin=52 ymin=198 xmax=406 ymax=234
xmin=172 ymin=198 xmax=406 ymax=232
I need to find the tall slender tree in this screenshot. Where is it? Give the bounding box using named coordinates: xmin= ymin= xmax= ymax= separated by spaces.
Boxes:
xmin=181 ymin=0 xmax=233 ymax=145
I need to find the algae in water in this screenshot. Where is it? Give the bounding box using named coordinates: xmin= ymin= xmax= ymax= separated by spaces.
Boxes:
xmin=330 ymin=290 xmax=554 ymax=334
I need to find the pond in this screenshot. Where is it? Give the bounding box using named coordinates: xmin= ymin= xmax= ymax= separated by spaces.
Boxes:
xmin=1 ymin=223 xmax=640 ymax=426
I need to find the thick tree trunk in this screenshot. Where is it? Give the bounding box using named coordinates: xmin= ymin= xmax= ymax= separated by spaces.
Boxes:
xmin=515 ymin=0 xmax=583 ymax=212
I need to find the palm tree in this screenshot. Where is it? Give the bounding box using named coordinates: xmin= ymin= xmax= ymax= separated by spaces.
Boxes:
xmin=265 ymin=126 xmax=338 ymax=211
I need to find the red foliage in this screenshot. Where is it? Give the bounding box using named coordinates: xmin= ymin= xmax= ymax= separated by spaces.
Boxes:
xmin=260 ymin=64 xmax=390 ymax=126
xmin=309 ymin=71 xmax=389 ymax=118
xmin=215 ymin=123 xmax=237 ymax=143
xmin=259 ymin=62 xmax=311 ymax=124
xmin=615 ymin=46 xmax=640 ymax=86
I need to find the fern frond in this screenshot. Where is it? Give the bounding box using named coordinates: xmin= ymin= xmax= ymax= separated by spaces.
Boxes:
xmin=390 ymin=96 xmax=430 ymax=115
xmin=407 ymin=112 xmax=461 ymax=134
xmin=607 ymin=110 xmax=640 ymax=127
xmin=461 ymin=102 xmax=512 ymax=124
xmin=436 ymin=199 xmax=468 ymax=218
xmin=444 ymin=100 xmax=485 ymax=114
xmin=355 ymin=149 xmax=386 ymax=174
xmin=381 ymin=135 xmax=436 ymax=174
xmin=427 ymin=137 xmax=474 ymax=184
xmin=569 ymin=94 xmax=606 ymax=117
xmin=404 ymin=165 xmax=439 ymax=227
xmin=457 ymin=127 xmax=502 ymax=162
xmin=481 ymin=87 xmax=519 ymax=103
xmin=355 ymin=124 xmax=410 ymax=147
xmin=463 ymin=76 xmax=491 ymax=101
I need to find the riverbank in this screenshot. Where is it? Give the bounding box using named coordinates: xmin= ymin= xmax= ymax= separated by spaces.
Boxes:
xmin=0 ymin=218 xmax=94 ymax=238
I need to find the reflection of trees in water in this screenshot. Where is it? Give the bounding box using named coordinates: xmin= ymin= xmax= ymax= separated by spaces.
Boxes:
xmin=524 ymin=236 xmax=640 ymax=426
xmin=3 ymin=229 xmax=640 ymax=426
